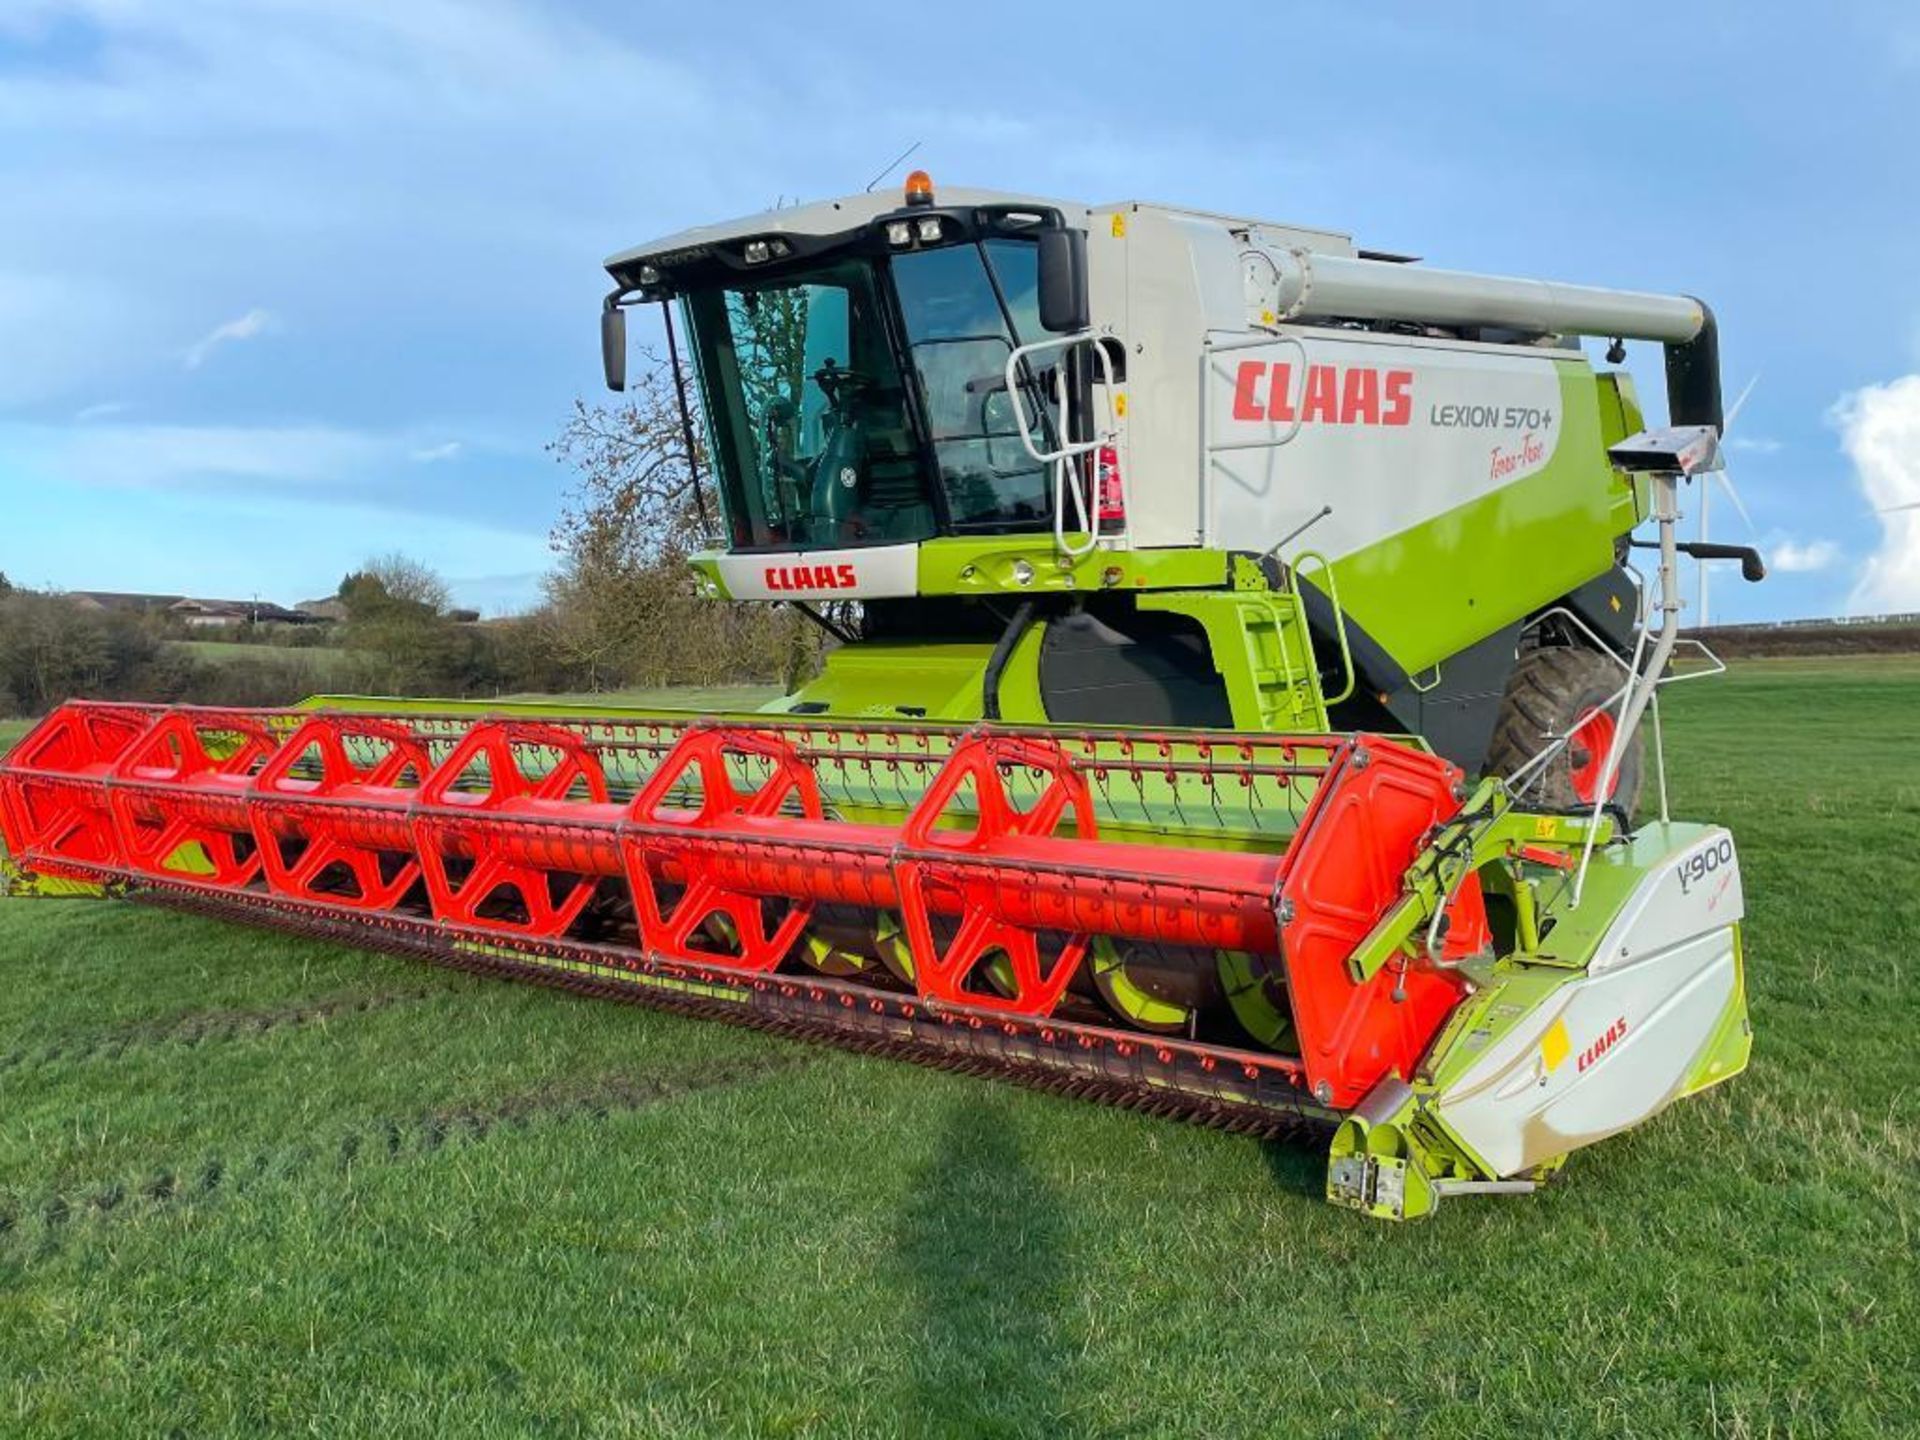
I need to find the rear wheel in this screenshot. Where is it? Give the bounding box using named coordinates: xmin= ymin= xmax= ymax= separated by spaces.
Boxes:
xmin=1487 ymin=647 xmax=1642 ymax=813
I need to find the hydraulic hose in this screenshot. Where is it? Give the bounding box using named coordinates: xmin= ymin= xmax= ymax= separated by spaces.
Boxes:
xmin=982 ymin=600 xmax=1037 ymax=721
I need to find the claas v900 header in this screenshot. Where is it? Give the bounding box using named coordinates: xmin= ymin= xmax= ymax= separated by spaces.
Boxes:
xmin=2 ymin=172 xmax=1759 ymax=1219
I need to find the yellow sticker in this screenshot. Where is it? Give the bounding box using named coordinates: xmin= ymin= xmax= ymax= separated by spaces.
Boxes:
xmin=1110 ymin=213 xmax=1127 ymax=238
xmin=1609 ymin=594 xmax=1623 ymax=612
xmin=1114 ymin=393 xmax=1128 ymax=417
xmin=1533 ymin=816 xmax=1559 ymax=839
xmin=1541 ymin=1017 xmax=1571 ymax=1074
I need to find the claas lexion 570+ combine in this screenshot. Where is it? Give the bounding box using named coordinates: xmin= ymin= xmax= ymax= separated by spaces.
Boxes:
xmin=2 ymin=173 xmax=1763 ymax=1219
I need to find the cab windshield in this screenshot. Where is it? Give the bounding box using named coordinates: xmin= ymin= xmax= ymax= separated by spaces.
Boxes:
xmin=681 ymin=238 xmax=1054 ymax=551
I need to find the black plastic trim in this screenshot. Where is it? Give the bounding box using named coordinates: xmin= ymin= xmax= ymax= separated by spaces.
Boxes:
xmin=982 ymin=600 xmax=1037 ymax=721
xmin=1664 ymin=297 xmax=1723 ymax=432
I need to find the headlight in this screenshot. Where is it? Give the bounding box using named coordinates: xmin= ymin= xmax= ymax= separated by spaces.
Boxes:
xmin=886 ymin=220 xmax=912 ymax=247
xmin=915 ymin=217 xmax=942 ymax=243
xmin=744 ymin=240 xmax=770 ymax=264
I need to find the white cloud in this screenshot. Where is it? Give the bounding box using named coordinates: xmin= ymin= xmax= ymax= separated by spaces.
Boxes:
xmin=1767 ymin=538 xmax=1840 ymax=573
xmin=1725 ymin=435 xmax=1783 ymax=455
xmin=1833 ymin=375 xmax=1920 ymax=612
xmin=74 ymin=400 xmax=128 ymax=421
xmin=409 ymin=441 xmax=462 ymax=463
xmin=184 ymin=308 xmax=275 ymax=369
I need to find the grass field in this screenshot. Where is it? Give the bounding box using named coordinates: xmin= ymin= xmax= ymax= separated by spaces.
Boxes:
xmin=169 ymin=639 xmax=361 ymax=676
xmin=1 ymin=659 xmax=1916 ymax=1437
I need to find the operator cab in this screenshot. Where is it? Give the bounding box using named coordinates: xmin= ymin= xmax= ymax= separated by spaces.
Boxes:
xmin=603 ymin=175 xmax=1088 ymax=555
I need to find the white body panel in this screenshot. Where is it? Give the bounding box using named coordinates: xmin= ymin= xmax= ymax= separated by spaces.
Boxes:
xmin=715 ymin=543 xmax=918 ymax=601
xmin=1080 ymin=203 xmax=1358 ymax=550
xmin=1203 ymin=331 xmax=1566 ymax=564
xmin=1075 ymin=201 xmax=1597 ymax=559
xmin=1435 ymin=828 xmax=1745 ymax=1177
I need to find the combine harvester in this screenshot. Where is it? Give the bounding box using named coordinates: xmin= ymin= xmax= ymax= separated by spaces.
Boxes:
xmin=1 ymin=175 xmax=1763 ymax=1219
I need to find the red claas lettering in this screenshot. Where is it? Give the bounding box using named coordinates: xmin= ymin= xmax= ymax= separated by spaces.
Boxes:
xmin=1230 ymin=362 xmax=1415 ymax=427
xmin=762 ymin=564 xmax=860 ymax=592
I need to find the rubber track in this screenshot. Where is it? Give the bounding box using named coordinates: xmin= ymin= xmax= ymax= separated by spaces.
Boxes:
xmin=131 ymin=889 xmax=1334 ymax=1148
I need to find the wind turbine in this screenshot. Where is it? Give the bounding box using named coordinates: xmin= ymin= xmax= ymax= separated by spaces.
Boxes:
xmin=1699 ymin=375 xmax=1760 ymax=626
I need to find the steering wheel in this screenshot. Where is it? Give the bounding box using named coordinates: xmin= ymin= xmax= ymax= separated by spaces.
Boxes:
xmin=812 ymin=361 xmax=874 ymax=408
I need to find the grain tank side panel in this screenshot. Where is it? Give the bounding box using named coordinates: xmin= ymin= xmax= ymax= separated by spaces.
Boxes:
xmin=1207 ymin=335 xmax=1615 ymax=676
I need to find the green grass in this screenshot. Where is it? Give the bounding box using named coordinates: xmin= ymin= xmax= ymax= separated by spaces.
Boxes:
xmin=170 ymin=639 xmax=359 ymax=675
xmin=1 ymin=658 xmax=1916 ymax=1437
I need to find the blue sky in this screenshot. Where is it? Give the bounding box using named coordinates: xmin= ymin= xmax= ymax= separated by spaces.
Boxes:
xmin=2 ymin=1 xmax=1917 ymax=620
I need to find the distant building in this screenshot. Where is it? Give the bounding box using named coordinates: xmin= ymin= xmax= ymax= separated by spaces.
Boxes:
xmin=167 ymin=598 xmax=317 ymax=628
xmin=64 ymin=590 xmax=186 ymax=615
xmin=296 ymin=596 xmax=350 ymax=623
xmin=61 ymin=590 xmax=350 ymax=628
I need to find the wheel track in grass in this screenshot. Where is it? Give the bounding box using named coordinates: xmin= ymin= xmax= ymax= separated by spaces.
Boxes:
xmin=0 ymin=1049 xmax=816 ymax=1261
xmin=0 ymin=984 xmax=453 ymax=1074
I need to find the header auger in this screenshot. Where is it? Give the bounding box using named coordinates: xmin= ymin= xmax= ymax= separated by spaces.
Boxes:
xmin=2 ymin=175 xmax=1756 ymax=1217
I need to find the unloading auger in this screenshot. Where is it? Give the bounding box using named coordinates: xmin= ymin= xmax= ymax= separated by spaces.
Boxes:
xmin=2 ymin=174 xmax=1758 ymax=1217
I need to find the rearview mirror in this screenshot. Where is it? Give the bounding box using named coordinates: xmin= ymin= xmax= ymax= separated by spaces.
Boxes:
xmin=601 ymin=305 xmax=627 ymax=392
xmin=1037 ymin=229 xmax=1089 ymax=334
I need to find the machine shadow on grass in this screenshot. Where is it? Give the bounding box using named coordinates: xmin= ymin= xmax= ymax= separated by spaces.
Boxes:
xmin=890 ymin=1098 xmax=1090 ymax=1437
xmin=1260 ymin=1130 xmax=1331 ymax=1202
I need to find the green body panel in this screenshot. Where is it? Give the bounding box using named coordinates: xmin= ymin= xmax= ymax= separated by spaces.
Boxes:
xmin=763 ymin=628 xmax=1047 ymax=722
xmin=916 ymin=536 xmax=1229 ymax=596
xmin=768 ymin=640 xmax=995 ymax=719
xmin=1596 ymin=371 xmax=1648 ymax=540
xmin=765 ymin=576 xmax=1325 ymax=734
xmin=1136 ymin=589 xmax=1327 ymax=732
xmin=689 ymin=537 xmax=1230 ymax=603
xmin=1680 ymin=925 xmax=1754 ymax=1096
xmin=1304 ymin=363 xmax=1619 ymax=678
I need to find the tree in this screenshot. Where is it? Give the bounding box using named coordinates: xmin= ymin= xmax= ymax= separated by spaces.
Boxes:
xmin=549 ymin=351 xmax=713 ymax=570
xmin=545 ymin=350 xmax=709 ymax=688
xmin=338 ymin=553 xmax=451 ymax=623
xmin=545 ymin=346 xmax=830 ymax=692
xmin=336 ymin=554 xmax=460 ymax=694
xmin=0 ymin=591 xmax=111 ymax=713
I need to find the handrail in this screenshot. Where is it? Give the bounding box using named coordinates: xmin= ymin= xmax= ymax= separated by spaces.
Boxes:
xmin=1002 ymin=331 xmax=1122 ymax=560
xmin=1289 ymin=549 xmax=1355 ymax=706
